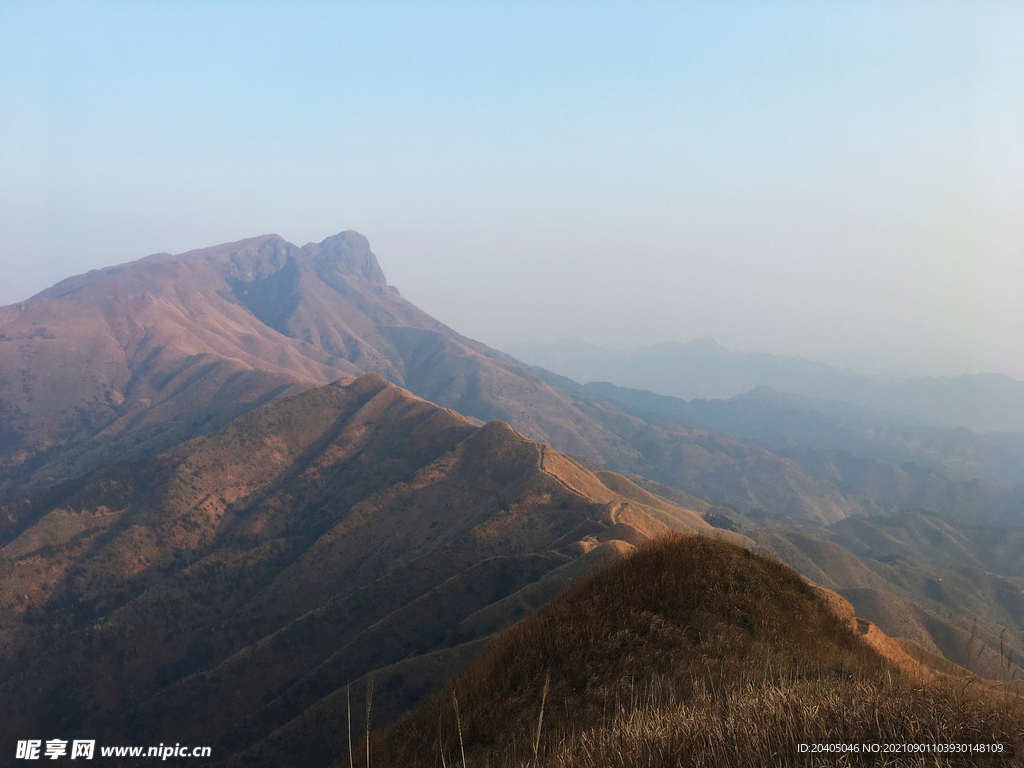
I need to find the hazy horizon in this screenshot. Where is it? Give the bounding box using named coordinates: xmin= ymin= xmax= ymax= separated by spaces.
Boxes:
xmin=3 ymin=3 xmax=1022 ymax=380
xmin=503 ymin=336 xmax=1024 ymax=383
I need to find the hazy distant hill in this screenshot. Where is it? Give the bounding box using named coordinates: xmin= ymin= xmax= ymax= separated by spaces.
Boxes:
xmin=584 ymin=380 xmax=1024 ymax=484
xmin=531 ymin=368 xmax=1024 ymax=527
xmin=0 ymin=374 xmax=731 ymax=764
xmin=0 ymin=232 xmax=641 ymax=502
xmin=506 ymin=338 xmax=1024 ymax=434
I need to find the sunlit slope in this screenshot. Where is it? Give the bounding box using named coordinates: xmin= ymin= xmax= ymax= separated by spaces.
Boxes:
xmin=365 ymin=535 xmax=1024 ymax=768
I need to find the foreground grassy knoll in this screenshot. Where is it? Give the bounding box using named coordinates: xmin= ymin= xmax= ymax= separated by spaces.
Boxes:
xmin=358 ymin=535 xmax=1024 ymax=767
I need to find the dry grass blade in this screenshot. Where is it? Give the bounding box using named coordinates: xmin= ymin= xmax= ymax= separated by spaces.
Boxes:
xmin=533 ymin=668 xmax=551 ymax=767
xmin=365 ymin=675 xmax=374 ymax=768
xmin=347 ymin=682 xmax=353 ymax=768
xmin=454 ymin=691 xmax=467 ymax=768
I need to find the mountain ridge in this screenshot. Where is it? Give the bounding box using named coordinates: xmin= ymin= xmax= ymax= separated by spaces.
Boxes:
xmin=506 ymin=338 xmax=1024 ymax=433
xmin=6 ymin=230 xmax=1019 ymax=533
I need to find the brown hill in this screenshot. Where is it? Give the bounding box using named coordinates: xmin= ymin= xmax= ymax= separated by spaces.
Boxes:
xmin=365 ymin=534 xmax=1023 ymax=767
xmin=0 ymin=374 xmax=735 ymax=764
xmin=0 ymin=232 xmax=641 ymax=503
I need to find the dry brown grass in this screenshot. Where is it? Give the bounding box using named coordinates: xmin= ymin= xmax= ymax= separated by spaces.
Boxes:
xmin=352 ymin=534 xmax=1024 ymax=767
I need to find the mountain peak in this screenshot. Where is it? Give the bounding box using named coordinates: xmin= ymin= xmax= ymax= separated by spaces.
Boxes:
xmin=303 ymin=230 xmax=388 ymax=284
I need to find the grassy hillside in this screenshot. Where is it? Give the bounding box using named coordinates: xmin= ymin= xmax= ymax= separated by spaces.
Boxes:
xmin=0 ymin=375 xmax=729 ymax=766
xmin=364 ymin=535 xmax=1024 ymax=767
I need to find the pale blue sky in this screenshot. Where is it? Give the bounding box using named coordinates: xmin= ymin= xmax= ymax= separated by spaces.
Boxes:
xmin=2 ymin=2 xmax=1022 ymax=377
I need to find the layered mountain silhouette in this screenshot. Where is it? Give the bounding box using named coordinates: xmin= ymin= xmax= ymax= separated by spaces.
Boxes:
xmin=588 ymin=381 xmax=1024 ymax=485
xmin=507 ymin=338 xmax=1024 ymax=434
xmin=4 ymin=227 xmax=1021 ymax=529
xmin=2 ymin=229 xmax=946 ymax=528
xmin=0 ymin=374 xmax=738 ymax=764
xmin=0 ymin=232 xmax=640 ymax=504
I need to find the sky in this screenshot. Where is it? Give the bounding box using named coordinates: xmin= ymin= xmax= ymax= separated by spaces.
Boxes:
xmin=2 ymin=2 xmax=1022 ymax=379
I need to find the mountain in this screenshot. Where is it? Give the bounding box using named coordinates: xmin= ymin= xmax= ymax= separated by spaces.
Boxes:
xmin=506 ymin=338 xmax=1024 ymax=434
xmin=6 ymin=232 xmax=1024 ymax=766
xmin=365 ymin=534 xmax=1020 ymax=767
xmin=0 ymin=232 xmax=641 ymax=503
xmin=2 ymin=230 xmax=942 ymax=530
xmin=828 ymin=510 xmax=1024 ymax=578
xmin=526 ymin=373 xmax=1024 ymax=526
xmin=0 ymin=374 xmax=736 ymax=765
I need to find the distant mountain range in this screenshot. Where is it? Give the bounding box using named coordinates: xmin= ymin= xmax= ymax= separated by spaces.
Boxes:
xmin=505 ymin=338 xmax=1024 ymax=434
xmin=585 ymin=382 xmax=1024 ymax=484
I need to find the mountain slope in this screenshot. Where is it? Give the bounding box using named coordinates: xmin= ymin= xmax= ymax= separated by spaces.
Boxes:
xmin=745 ymin=523 xmax=1024 ymax=688
xmin=0 ymin=232 xmax=640 ymax=503
xmin=828 ymin=511 xmax=1024 ymax=578
xmin=366 ymin=534 xmax=1021 ymax=768
xmin=0 ymin=374 xmax=732 ymax=764
xmin=530 ymin=369 xmax=898 ymax=524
